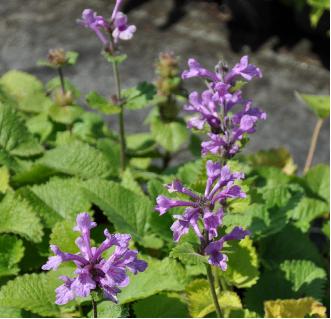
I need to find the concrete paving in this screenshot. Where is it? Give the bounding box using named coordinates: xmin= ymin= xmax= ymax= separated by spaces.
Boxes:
xmin=0 ymin=0 xmax=329 ymax=171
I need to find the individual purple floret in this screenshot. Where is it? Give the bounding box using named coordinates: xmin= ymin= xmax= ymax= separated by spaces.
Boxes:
xmin=182 ymin=56 xmax=266 ymax=158
xmin=204 ymin=226 xmax=250 ymax=270
xmin=42 ymin=213 xmax=147 ymax=305
xmin=78 ymin=0 xmax=136 ymax=49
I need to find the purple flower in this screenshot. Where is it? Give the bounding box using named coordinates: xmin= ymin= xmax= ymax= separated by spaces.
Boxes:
xmin=112 ymin=12 xmax=136 ymax=43
xmin=78 ymin=1 xmax=136 ymax=48
xmin=224 ymin=56 xmax=262 ymax=84
xmin=182 ymin=56 xmax=266 ymax=157
xmin=204 ymin=227 xmax=250 ymax=270
xmin=42 ymin=213 xmax=147 ymax=305
xmin=155 ymin=160 xmax=245 ymax=242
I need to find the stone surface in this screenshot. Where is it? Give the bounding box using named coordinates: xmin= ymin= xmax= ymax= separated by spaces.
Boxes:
xmin=0 ymin=0 xmax=329 ymax=171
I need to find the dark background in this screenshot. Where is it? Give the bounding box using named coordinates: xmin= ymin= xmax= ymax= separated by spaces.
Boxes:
xmin=0 ymin=0 xmax=329 ymax=169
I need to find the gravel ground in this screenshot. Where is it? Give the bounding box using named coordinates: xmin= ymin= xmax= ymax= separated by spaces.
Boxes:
xmin=0 ymin=0 xmax=329 ymax=171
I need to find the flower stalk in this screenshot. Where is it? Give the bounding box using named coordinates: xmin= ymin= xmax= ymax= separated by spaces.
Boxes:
xmin=91 ymin=294 xmax=98 ymax=318
xmin=303 ymin=118 xmax=324 ymax=174
xmin=206 ymin=263 xmax=222 ymax=317
xmin=112 ymin=60 xmax=126 ymax=172
xmin=57 ymin=67 xmax=66 ymax=95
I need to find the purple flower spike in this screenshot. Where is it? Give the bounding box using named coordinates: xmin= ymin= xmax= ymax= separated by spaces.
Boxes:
xmin=182 ymin=56 xmax=266 ymax=157
xmin=42 ymin=213 xmax=147 ymax=305
xmin=155 ymin=160 xmax=247 ymax=251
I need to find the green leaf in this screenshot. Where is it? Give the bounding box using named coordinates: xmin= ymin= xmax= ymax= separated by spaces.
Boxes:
xmin=0 ymin=267 xmax=73 ymax=317
xmin=48 ymin=104 xmax=83 ymax=124
xmin=121 ymin=168 xmax=144 ymax=196
xmin=296 ymin=92 xmax=330 ymax=119
xmin=0 ymin=234 xmax=25 ymax=277
xmin=0 ymin=102 xmax=43 ymax=157
xmin=133 ymin=294 xmax=188 ymax=318
xmin=88 ymin=301 xmax=128 ymax=318
xmin=264 ymin=297 xmax=327 ymax=318
xmin=86 ymin=91 xmax=121 ymax=114
xmin=0 ymin=166 xmax=10 ymax=193
xmin=223 ymin=237 xmax=259 ymax=288
xmin=46 ymin=78 xmax=80 ymax=99
xmin=30 ymin=177 xmax=91 ymax=221
xmin=322 ymin=220 xmax=330 ymax=239
xmin=0 ymin=307 xmax=22 ymax=317
xmin=286 ymin=196 xmax=328 ymax=232
xmin=122 ymin=82 xmax=156 ymax=110
xmin=170 ymin=242 xmax=208 ymax=265
xmin=26 ymin=113 xmax=53 ymax=142
xmin=0 ymin=192 xmax=43 ymax=243
xmin=304 ymin=164 xmax=330 ymax=204
xmin=186 ymin=279 xmax=242 ymax=317
xmin=259 ymin=225 xmax=324 ymax=268
xmin=102 ymin=53 xmax=127 ymax=64
xmin=38 ymin=141 xmax=112 ymax=178
xmin=0 ymin=70 xmax=43 ymax=102
xmin=150 ymin=116 xmax=189 ymax=152
xmin=118 ymin=257 xmax=188 ymax=304
xmin=244 ymin=260 xmax=327 ymax=315
xmin=96 ymin=138 xmax=120 ymax=177
xmin=65 ymin=51 xmax=79 ymax=65
xmin=49 ymin=220 xmax=78 ymax=254
xmin=82 ymin=179 xmax=152 ymax=244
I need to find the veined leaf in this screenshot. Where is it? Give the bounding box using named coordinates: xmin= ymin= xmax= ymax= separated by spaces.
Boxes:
xmin=118 ymin=257 xmax=188 ymax=304
xmin=38 ymin=141 xmax=112 ymax=178
xmin=86 ymin=91 xmax=120 ymax=115
xmin=0 ymin=192 xmax=43 ymax=242
xmin=296 ymin=92 xmax=330 ymax=119
xmin=264 ymin=297 xmax=326 ymax=318
xmin=0 ymin=234 xmax=25 ymax=277
xmin=122 ymin=82 xmax=156 ymax=110
xmin=170 ymin=242 xmax=208 ymax=265
xmin=49 ymin=220 xmax=78 ymax=254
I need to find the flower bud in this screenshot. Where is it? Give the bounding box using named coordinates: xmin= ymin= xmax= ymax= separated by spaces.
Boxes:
xmin=48 ymin=49 xmax=67 ymax=67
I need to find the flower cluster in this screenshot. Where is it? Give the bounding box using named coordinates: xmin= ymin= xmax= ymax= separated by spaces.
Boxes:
xmin=78 ymin=0 xmax=136 ymax=50
xmin=182 ymin=56 xmax=266 ymax=158
xmin=155 ymin=160 xmax=249 ymax=270
xmin=42 ymin=213 xmax=147 ymax=305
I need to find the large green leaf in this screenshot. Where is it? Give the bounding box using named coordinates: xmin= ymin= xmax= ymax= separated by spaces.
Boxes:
xmin=88 ymin=301 xmax=128 ymax=318
xmin=30 ymin=177 xmax=91 ymax=221
xmin=48 ymin=104 xmax=83 ymax=125
xmin=49 ymin=220 xmax=78 ymax=254
xmin=0 ymin=192 xmax=43 ymax=242
xmin=82 ymin=179 xmax=153 ymax=243
xmin=118 ymin=257 xmax=188 ymax=304
xmin=259 ymin=225 xmax=324 ymax=268
xmin=38 ymin=141 xmax=112 ymax=178
xmin=26 ymin=113 xmax=53 ymax=142
xmin=244 ymin=260 xmax=327 ymax=315
xmin=133 ymin=294 xmax=188 ymax=318
xmin=186 ymin=279 xmax=242 ymax=318
xmin=223 ymin=237 xmax=259 ymax=288
xmin=0 ymin=234 xmax=25 ymax=277
xmin=0 ymin=102 xmax=43 ymax=157
xmin=304 ymin=164 xmax=330 ymax=204
xmin=0 ymin=166 xmax=10 ymax=193
xmin=150 ymin=116 xmax=189 ymax=152
xmin=296 ymin=92 xmax=330 ymax=119
xmin=0 ymin=267 xmax=73 ymax=317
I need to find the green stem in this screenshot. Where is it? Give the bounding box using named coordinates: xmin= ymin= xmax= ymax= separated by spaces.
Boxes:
xmin=57 ymin=67 xmax=66 ymax=95
xmin=205 ymin=263 xmax=223 ymax=317
xmin=91 ymin=295 xmax=98 ymax=318
xmin=303 ymin=118 xmax=324 ymax=174
xmin=112 ymin=60 xmax=126 ymax=172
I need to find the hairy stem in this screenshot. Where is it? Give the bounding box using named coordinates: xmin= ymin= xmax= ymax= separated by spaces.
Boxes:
xmin=91 ymin=295 xmax=98 ymax=318
xmin=57 ymin=67 xmax=66 ymax=94
xmin=112 ymin=60 xmax=126 ymax=172
xmin=303 ymin=118 xmax=324 ymax=174
xmin=205 ymin=263 xmax=223 ymax=317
